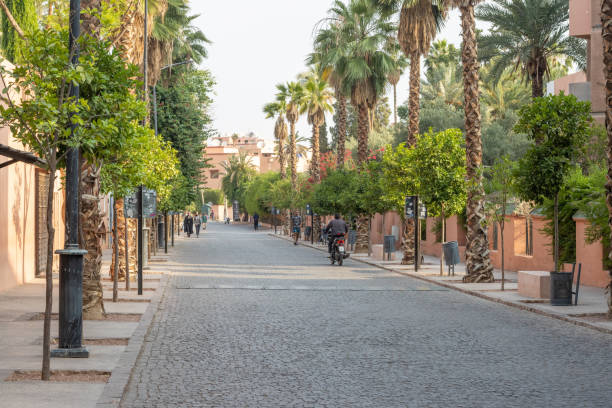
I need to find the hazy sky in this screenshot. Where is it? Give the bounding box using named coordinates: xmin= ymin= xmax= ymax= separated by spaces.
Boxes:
xmin=190 ymin=2 xmax=482 ymax=143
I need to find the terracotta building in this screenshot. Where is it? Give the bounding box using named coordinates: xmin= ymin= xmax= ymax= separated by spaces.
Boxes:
xmin=548 ymin=0 xmax=604 ymax=122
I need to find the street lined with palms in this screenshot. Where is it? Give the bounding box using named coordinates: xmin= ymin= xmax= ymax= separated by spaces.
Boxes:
xmin=123 ymin=223 xmax=612 ymax=407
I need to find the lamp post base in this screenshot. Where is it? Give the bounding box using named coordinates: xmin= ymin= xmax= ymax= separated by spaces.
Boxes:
xmin=50 ymin=347 xmax=89 ymax=358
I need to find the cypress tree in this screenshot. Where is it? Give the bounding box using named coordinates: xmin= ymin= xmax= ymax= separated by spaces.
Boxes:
xmin=1 ymin=0 xmax=37 ymax=63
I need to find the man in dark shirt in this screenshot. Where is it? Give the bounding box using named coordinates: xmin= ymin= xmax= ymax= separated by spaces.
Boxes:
xmin=292 ymin=212 xmax=302 ymax=245
xmin=324 ymin=213 xmax=348 ymax=254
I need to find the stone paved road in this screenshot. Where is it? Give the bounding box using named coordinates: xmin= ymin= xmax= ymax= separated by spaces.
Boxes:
xmin=122 ymin=223 xmax=612 ymax=407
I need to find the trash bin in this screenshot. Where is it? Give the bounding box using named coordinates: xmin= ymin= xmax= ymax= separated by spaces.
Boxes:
xmin=384 ymin=235 xmax=396 ymax=260
xmin=442 ymin=241 xmax=460 ymax=265
xmin=550 ymin=272 xmax=573 ymax=306
xmin=157 ymin=218 xmax=165 ymax=248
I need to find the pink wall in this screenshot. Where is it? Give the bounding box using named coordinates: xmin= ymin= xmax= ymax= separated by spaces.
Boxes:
xmin=574 ymin=217 xmax=610 ymax=287
xmin=569 ymin=0 xmax=590 ymax=38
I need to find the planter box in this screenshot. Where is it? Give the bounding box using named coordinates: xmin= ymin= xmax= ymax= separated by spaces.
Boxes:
xmin=518 ymin=271 xmax=550 ymax=299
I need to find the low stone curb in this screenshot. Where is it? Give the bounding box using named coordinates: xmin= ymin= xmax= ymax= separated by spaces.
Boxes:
xmin=95 ymin=273 xmax=171 ymax=407
xmin=269 ymin=233 xmax=612 ymax=336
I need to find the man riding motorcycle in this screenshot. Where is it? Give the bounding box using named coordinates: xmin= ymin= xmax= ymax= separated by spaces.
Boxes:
xmin=324 ymin=214 xmax=348 ymax=256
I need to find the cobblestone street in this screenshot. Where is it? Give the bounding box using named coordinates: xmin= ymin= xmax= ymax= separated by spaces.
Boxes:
xmin=122 ymin=223 xmax=612 ymax=407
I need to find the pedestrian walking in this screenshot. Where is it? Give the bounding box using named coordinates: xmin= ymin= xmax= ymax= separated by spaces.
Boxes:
xmin=291 ymin=212 xmax=302 ymax=245
xmin=184 ymin=212 xmax=194 ymax=238
xmin=210 ymin=210 xmax=215 ymax=221
xmin=253 ymin=212 xmax=259 ymax=231
xmin=202 ymin=213 xmax=208 ymax=230
xmin=194 ymin=213 xmax=202 ymax=237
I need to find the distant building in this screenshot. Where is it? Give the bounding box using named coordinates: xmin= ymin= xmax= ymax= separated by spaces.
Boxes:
xmin=202 ymin=133 xmax=310 ymax=191
xmin=547 ymin=0 xmax=604 ymax=123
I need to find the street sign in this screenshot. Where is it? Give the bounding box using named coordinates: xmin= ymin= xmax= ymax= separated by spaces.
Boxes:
xmin=232 ymin=200 xmax=240 ymax=221
xmin=125 ymin=189 xmax=157 ymax=218
xmin=306 ymin=204 xmax=312 ymax=216
xmin=405 ymin=196 xmax=417 ymax=219
xmin=419 ymin=203 xmax=428 ymax=219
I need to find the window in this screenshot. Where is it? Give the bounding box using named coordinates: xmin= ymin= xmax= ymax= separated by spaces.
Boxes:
xmin=210 ymin=170 xmax=219 ymax=179
xmin=492 ymin=223 xmax=498 ymax=251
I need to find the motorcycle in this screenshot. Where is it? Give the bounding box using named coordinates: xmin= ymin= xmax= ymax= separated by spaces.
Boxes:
xmin=330 ymin=235 xmax=349 ymax=266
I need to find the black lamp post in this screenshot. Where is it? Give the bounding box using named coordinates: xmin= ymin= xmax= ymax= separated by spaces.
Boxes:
xmin=51 ymin=0 xmax=88 ymax=359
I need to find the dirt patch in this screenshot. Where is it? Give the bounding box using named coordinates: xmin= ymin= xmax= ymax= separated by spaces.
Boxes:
xmin=5 ymin=370 xmax=111 ymax=383
xmin=103 ymin=298 xmax=151 ymax=303
xmin=52 ymin=337 xmax=129 ymax=346
xmin=29 ymin=313 xmax=142 ymax=322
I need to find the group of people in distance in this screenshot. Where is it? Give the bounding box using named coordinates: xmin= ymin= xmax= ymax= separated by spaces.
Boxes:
xmin=183 ymin=212 xmax=208 ymax=238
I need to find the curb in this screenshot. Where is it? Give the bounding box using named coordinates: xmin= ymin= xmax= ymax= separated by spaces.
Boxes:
xmin=95 ymin=272 xmax=171 ymax=407
xmin=268 ymin=233 xmax=612 ymax=336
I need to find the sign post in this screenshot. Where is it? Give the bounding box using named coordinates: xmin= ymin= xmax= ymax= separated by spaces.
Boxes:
xmin=306 ymin=204 xmax=313 ymax=244
xmin=125 ymin=189 xmax=157 ymax=295
xmin=405 ymin=195 xmax=424 ymax=272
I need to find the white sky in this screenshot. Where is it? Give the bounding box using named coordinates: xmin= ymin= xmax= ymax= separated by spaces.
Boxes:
xmin=191 ymin=2 xmax=479 ymax=144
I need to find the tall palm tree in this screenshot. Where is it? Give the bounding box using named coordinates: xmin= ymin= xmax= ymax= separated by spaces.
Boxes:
xmin=334 ymin=0 xmax=396 ymax=165
xmin=263 ymin=100 xmax=288 ymax=179
xmin=300 ymin=72 xmax=335 ymax=241
xmin=312 ymin=15 xmax=349 ymax=167
xmin=386 ymin=39 xmax=409 ymax=126
xmin=601 ymin=0 xmax=612 ymax=318
xmin=477 ymin=0 xmax=586 ymax=98
xmin=452 ymin=0 xmax=494 ymax=283
xmin=276 ymin=81 xmax=303 ymax=191
xmin=221 ymin=152 xmax=256 ymax=209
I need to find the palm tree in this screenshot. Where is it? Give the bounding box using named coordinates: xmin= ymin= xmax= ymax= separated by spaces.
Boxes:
xmin=221 ymin=152 xmax=256 ymax=210
xmin=263 ymin=100 xmax=288 ymax=179
xmin=386 ymin=41 xmax=409 ymax=126
xmin=312 ymin=15 xmax=349 ymax=167
xmin=601 ymin=0 xmax=612 ymax=318
xmin=300 ymin=72 xmax=335 ymax=184
xmin=452 ymin=0 xmax=494 ymax=283
xmin=334 ymin=0 xmax=396 ymax=165
xmin=276 ymin=81 xmax=303 ymax=191
xmin=477 ymin=0 xmax=586 ymax=98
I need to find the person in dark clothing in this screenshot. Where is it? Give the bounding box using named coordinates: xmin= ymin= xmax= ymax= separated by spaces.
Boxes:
xmin=253 ymin=212 xmax=259 ymax=231
xmin=194 ymin=213 xmax=202 ymax=237
xmin=324 ymin=213 xmax=348 ymax=254
xmin=291 ymin=212 xmax=302 ymax=245
xmin=184 ymin=212 xmax=194 ymax=238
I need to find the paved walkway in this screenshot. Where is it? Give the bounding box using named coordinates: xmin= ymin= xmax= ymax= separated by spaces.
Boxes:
xmin=123 ymin=222 xmax=612 ymax=407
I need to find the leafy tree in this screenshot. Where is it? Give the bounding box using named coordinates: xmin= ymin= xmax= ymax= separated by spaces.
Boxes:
xmin=221 ymin=152 xmax=256 ymax=211
xmin=0 ymin=0 xmax=36 ymax=63
xmin=514 ymin=93 xmax=592 ymax=272
xmin=313 ymin=168 xmax=362 ymax=217
xmin=477 ymin=0 xmax=586 ymax=98
xmin=203 ymin=189 xmax=224 ymax=205
xmin=244 ymin=172 xmax=280 ymax=216
xmin=484 ymin=155 xmax=516 ymax=290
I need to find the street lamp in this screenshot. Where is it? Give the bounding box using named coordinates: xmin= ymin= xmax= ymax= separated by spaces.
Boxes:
xmin=51 ymin=0 xmax=88 ymax=359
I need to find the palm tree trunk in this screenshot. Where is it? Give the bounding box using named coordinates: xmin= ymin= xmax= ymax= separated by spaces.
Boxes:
xmin=111 ymin=198 xmax=127 ymax=281
xmin=355 ymin=215 xmax=369 ymax=253
xmin=357 ymin=103 xmax=369 ymax=165
xmin=531 ymin=71 xmax=544 ymax=98
xmin=459 ymin=0 xmax=494 ymax=284
xmin=311 ymin=123 xmax=321 ymax=182
xmin=603 ymin=0 xmax=612 ymax=318
xmin=408 ymin=52 xmax=421 ymax=145
xmin=401 ymin=218 xmax=415 ymax=265
xmin=81 ymin=163 xmax=105 ymax=319
xmin=289 ymin=120 xmax=297 ymax=189
xmin=112 ymin=199 xmax=119 ymax=302
xmin=336 ymin=89 xmax=347 ymax=166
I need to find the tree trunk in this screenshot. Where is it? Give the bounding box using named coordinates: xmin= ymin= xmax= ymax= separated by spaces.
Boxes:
xmin=368 ymin=216 xmax=372 ymax=257
xmin=113 ymin=199 xmax=119 ymax=302
xmin=531 ymin=71 xmax=544 ymax=99
xmin=393 ymin=83 xmax=398 ymax=126
xmin=278 ymin=116 xmax=286 ymax=180
xmin=284 ymin=209 xmax=291 ymax=236
xmin=401 ymin=218 xmax=415 ymax=265
xmin=289 ymin=120 xmax=297 ymax=190
xmin=554 ymin=192 xmax=559 ymax=273
xmin=81 ymin=163 xmax=105 ymax=320
xmin=357 ymin=103 xmax=369 ymax=165
xmin=501 ymin=220 xmax=505 ymax=291
xmin=440 ymin=209 xmax=445 ymax=276
xmin=42 ymin=158 xmax=56 ymax=381
xmin=128 ymin=218 xmax=138 ymax=280
xmin=314 ymin=214 xmax=321 ymax=245
xmin=125 ymin=210 xmax=130 ymax=290
xmin=311 ymin=123 xmax=321 ymax=182
xmin=336 ymin=90 xmax=347 ymax=166
xmin=81 ymin=0 xmax=101 ymax=37
xmin=408 ymin=52 xmax=420 ymax=144
xmin=602 ymin=0 xmax=612 ymax=318
xmin=110 ymin=197 xmax=127 ymax=281
xmin=459 ymin=1 xmax=494 ymax=284
xmin=355 ymin=215 xmax=369 ymax=253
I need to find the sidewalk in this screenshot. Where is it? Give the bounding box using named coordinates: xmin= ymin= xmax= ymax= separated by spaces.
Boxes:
xmin=0 ymin=242 xmax=173 ymax=408
xmin=271 ymin=232 xmax=612 ymax=334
